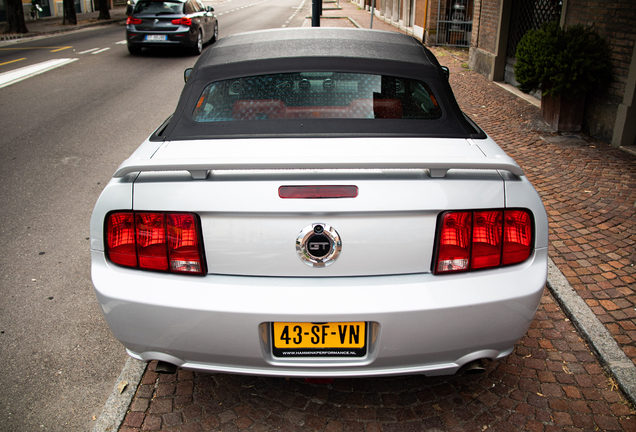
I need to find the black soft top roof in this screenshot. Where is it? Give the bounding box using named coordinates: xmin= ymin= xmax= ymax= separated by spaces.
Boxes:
xmin=158 ymin=28 xmax=485 ymax=141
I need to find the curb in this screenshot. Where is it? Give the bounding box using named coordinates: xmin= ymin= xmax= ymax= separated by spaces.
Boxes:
xmin=92 ymin=358 xmax=147 ymax=432
xmin=546 ymin=258 xmax=636 ymax=407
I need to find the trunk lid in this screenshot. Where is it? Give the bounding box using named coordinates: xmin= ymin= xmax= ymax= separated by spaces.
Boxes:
xmin=127 ymin=137 xmax=511 ymax=277
xmin=136 ymin=14 xmax=180 ymax=31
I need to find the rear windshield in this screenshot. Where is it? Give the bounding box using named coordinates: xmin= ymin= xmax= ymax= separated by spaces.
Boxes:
xmin=133 ymin=1 xmax=183 ymax=14
xmin=192 ymin=72 xmax=442 ymax=122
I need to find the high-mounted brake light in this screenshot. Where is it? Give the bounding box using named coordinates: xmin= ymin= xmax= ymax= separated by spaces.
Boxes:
xmin=172 ymin=17 xmax=192 ymax=26
xmin=434 ymin=209 xmax=533 ymax=274
xmin=279 ymin=185 xmax=359 ymax=199
xmin=106 ymin=211 xmax=205 ymax=275
xmin=126 ymin=16 xmax=142 ymax=25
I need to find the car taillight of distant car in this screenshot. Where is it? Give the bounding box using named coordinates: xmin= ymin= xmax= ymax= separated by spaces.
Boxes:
xmin=172 ymin=17 xmax=192 ymax=26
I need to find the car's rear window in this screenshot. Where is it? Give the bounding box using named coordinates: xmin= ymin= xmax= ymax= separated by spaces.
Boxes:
xmin=134 ymin=0 xmax=183 ymax=14
xmin=192 ymin=72 xmax=442 ymax=122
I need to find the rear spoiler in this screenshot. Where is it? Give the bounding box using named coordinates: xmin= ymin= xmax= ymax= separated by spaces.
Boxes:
xmin=113 ymin=156 xmax=524 ymax=180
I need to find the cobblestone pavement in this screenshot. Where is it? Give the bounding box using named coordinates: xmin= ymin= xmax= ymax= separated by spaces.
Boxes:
xmin=118 ymin=3 xmax=636 ymax=431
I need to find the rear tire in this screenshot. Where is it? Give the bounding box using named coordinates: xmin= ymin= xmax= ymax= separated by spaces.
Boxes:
xmin=128 ymin=44 xmax=141 ymax=55
xmin=191 ymin=31 xmax=203 ymax=55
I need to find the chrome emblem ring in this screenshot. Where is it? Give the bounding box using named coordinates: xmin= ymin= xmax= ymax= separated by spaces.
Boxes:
xmin=296 ymin=223 xmax=342 ymax=267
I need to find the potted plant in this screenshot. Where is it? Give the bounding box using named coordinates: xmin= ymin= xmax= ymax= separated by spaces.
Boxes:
xmin=514 ymin=21 xmax=613 ymax=132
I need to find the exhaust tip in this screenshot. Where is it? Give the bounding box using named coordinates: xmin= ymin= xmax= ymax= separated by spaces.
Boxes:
xmin=462 ymin=359 xmax=487 ymax=375
xmin=155 ymin=361 xmax=178 ymax=374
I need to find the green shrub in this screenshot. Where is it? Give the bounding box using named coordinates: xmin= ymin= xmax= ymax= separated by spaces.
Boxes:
xmin=514 ymin=21 xmax=613 ymax=100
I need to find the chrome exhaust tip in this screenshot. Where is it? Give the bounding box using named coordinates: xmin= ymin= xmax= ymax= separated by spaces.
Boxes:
xmin=462 ymin=359 xmax=486 ymax=374
xmin=155 ymin=361 xmax=178 ymax=374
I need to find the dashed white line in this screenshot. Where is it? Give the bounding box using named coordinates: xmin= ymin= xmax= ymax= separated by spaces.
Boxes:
xmin=216 ymin=0 xmax=267 ymax=16
xmin=283 ymin=0 xmax=307 ymax=27
xmin=0 ymin=58 xmax=78 ymax=89
xmin=79 ymin=48 xmax=100 ymax=54
xmin=92 ymin=48 xmax=111 ymax=54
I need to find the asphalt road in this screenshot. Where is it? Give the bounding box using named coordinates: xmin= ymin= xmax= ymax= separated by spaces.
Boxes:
xmin=0 ymin=0 xmax=310 ymax=429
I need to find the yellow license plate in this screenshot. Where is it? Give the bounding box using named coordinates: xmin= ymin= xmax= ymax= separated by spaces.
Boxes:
xmin=272 ymin=322 xmax=367 ymax=357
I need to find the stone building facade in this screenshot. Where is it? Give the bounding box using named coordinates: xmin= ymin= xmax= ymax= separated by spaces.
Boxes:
xmin=467 ymin=0 xmax=636 ymax=147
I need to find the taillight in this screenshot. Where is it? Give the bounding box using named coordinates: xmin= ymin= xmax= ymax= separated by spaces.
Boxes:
xmin=436 ymin=211 xmax=472 ymax=273
xmin=105 ymin=211 xmax=205 ymax=275
xmin=167 ymin=213 xmax=203 ymax=274
xmin=106 ymin=212 xmax=136 ymax=267
xmin=136 ymin=212 xmax=168 ymax=271
xmin=171 ymin=17 xmax=192 ymax=25
xmin=434 ymin=209 xmax=533 ymax=274
xmin=502 ymin=210 xmax=533 ymax=265
xmin=471 ymin=210 xmax=503 ymax=269
xmin=126 ymin=16 xmax=142 ymax=25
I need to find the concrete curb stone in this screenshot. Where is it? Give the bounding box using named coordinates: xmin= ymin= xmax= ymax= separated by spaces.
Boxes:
xmin=92 ymin=358 xmax=147 ymax=432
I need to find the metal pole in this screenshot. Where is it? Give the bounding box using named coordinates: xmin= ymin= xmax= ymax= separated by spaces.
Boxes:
xmin=312 ymin=0 xmax=320 ymax=26
xmin=436 ymin=0 xmax=442 ymax=45
xmin=370 ymin=0 xmax=375 ymax=28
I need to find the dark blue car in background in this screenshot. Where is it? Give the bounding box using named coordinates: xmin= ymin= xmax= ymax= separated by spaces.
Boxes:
xmin=126 ymin=0 xmax=218 ymax=55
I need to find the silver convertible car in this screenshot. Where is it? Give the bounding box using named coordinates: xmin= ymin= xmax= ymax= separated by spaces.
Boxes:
xmin=90 ymin=28 xmax=548 ymax=377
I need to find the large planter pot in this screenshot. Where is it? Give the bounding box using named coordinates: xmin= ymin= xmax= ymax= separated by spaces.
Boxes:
xmin=540 ymin=91 xmax=586 ymax=132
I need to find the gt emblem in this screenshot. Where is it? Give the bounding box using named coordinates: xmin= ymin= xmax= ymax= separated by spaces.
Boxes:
xmin=309 ymin=242 xmax=330 ymax=251
xmin=296 ymin=223 xmax=342 ymax=267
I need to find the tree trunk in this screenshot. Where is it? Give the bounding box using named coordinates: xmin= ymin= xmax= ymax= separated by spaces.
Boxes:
xmin=3 ymin=0 xmax=28 ymax=34
xmin=63 ymin=0 xmax=78 ymax=25
xmin=97 ymin=0 xmax=111 ymax=20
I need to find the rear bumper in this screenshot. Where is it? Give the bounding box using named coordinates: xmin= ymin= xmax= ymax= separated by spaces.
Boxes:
xmin=91 ymin=248 xmax=547 ymax=377
xmin=126 ymin=30 xmax=196 ymax=48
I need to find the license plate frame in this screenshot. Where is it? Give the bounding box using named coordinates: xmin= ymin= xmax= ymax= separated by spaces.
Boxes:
xmin=272 ymin=322 xmax=367 ymax=358
xmin=145 ymin=34 xmax=167 ymax=41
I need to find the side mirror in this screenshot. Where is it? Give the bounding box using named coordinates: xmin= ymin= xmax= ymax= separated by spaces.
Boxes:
xmin=184 ymin=68 xmax=192 ymax=83
xmin=440 ymin=66 xmax=450 ymax=79
xmin=206 ymin=6 xmax=214 ymax=11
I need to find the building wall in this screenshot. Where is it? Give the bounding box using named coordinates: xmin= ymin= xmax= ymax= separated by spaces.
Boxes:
xmin=465 ymin=0 xmax=636 ymax=146
xmin=564 ymin=0 xmax=636 ymax=144
xmin=358 ymin=0 xmax=419 ymax=37
xmin=422 ymin=0 xmax=441 ymax=45
xmin=467 ymin=0 xmax=504 ymax=80
xmin=471 ymin=0 xmax=500 ymax=53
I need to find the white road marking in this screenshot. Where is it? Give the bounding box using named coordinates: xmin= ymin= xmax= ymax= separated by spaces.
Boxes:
xmin=217 ymin=0 xmax=267 ymax=16
xmin=79 ymin=48 xmax=100 ymax=54
xmin=116 ymin=40 xmax=127 ymax=45
xmin=92 ymin=48 xmax=111 ymax=54
xmin=0 ymin=58 xmax=78 ymax=89
xmin=283 ymin=0 xmax=307 ymax=27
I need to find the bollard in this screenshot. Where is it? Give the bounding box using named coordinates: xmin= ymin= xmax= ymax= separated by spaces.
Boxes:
xmin=312 ymin=0 xmax=320 ymax=26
